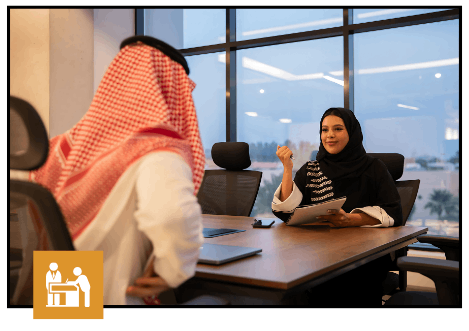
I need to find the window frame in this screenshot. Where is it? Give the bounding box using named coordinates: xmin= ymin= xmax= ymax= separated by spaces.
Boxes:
xmin=137 ymin=8 xmax=459 ymax=141
xmin=136 ymin=7 xmax=461 ymax=243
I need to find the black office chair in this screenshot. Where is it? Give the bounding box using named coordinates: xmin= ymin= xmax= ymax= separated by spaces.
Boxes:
xmin=367 ymin=153 xmax=421 ymax=296
xmin=367 ymin=154 xmax=420 ymax=229
xmin=9 ymin=96 xmax=75 ymax=305
xmin=306 ymin=151 xmax=419 ymax=296
xmin=197 ymin=142 xmax=262 ymax=216
xmin=9 ymin=96 xmax=229 ymax=306
xmin=385 ymin=235 xmax=460 ymax=305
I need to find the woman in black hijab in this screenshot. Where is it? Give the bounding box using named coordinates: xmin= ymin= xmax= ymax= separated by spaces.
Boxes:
xmin=272 ymin=107 xmax=403 ymax=306
xmin=273 ymin=107 xmax=402 ymax=227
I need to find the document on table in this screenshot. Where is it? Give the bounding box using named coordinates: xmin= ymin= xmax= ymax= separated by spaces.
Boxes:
xmin=286 ymin=196 xmax=347 ymax=226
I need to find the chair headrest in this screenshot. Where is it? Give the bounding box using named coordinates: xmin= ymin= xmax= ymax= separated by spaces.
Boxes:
xmin=367 ymin=153 xmax=404 ymax=181
xmin=211 ymin=142 xmax=251 ymax=171
xmin=120 ymin=35 xmax=190 ymax=75
xmin=10 ymin=96 xmax=49 ymax=170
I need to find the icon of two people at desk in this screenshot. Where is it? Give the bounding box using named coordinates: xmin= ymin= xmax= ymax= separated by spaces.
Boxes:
xmin=46 ymin=262 xmax=91 ymax=307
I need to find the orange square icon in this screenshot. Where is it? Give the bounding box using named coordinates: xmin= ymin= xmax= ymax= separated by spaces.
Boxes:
xmin=33 ymin=251 xmax=103 ymax=319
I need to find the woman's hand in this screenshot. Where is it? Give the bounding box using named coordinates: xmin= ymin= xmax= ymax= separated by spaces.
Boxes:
xmin=276 ymin=145 xmax=294 ymax=201
xmin=317 ymin=209 xmax=358 ymax=227
xmin=276 ymin=145 xmax=293 ymax=170
xmin=126 ymin=256 xmax=171 ymax=304
xmin=317 ymin=209 xmax=381 ymax=227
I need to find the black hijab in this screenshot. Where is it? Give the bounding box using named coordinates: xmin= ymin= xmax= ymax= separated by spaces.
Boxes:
xmin=316 ymin=108 xmax=374 ymax=181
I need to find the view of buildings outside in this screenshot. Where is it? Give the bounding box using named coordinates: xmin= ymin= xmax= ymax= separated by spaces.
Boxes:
xmin=145 ymin=8 xmax=459 ymax=238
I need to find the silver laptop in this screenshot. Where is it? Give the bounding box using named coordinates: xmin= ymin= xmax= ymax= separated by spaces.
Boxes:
xmin=198 ymin=243 xmax=262 ymax=265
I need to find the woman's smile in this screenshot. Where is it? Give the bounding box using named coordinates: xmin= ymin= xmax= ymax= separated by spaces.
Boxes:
xmin=321 ymin=115 xmax=350 ymax=154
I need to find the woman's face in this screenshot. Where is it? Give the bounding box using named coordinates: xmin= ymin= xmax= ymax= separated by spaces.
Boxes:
xmin=321 ymin=115 xmax=349 ymax=154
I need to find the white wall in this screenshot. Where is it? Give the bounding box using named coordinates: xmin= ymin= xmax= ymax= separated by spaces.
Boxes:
xmin=10 ymin=9 xmax=50 ymax=134
xmin=10 ymin=9 xmax=134 ymax=180
xmin=49 ymin=9 xmax=95 ymax=138
xmin=10 ymin=8 xmax=135 ymax=138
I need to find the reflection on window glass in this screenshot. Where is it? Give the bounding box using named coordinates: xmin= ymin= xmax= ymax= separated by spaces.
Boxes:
xmin=145 ymin=9 xmax=184 ymax=49
xmin=144 ymin=9 xmax=225 ymax=49
xmin=236 ymin=38 xmax=344 ymax=217
xmin=186 ymin=52 xmax=226 ymax=168
xmin=353 ymin=8 xmax=451 ymax=24
xmin=237 ymin=9 xmax=343 ymax=41
xmin=354 ymin=19 xmax=459 ymax=237
xmin=183 ymin=9 xmax=226 ymax=48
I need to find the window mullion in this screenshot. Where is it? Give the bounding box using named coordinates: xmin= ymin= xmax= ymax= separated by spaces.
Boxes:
xmin=226 ymin=9 xmax=237 ymax=142
xmin=135 ymin=9 xmax=144 ymax=35
xmin=344 ymin=8 xmax=354 ymax=111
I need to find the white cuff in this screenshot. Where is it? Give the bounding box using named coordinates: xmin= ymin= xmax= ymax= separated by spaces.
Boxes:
xmin=272 ymin=182 xmax=303 ymax=212
xmin=351 ymin=206 xmax=394 ymax=228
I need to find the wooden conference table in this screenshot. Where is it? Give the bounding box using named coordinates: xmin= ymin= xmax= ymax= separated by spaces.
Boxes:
xmin=177 ymin=214 xmax=428 ymax=305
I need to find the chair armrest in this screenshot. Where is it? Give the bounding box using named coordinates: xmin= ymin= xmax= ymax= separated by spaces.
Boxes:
xmin=417 ymin=235 xmax=459 ymax=247
xmin=397 ymin=256 xmax=460 ymax=306
xmin=397 ymin=256 xmax=459 ymax=281
xmin=417 ymin=235 xmax=460 ymax=261
xmin=181 ymin=295 xmax=230 ymax=305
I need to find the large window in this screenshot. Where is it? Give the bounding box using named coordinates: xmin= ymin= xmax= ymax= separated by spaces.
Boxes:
xmin=352 ymin=8 xmax=450 ymax=24
xmin=142 ymin=8 xmax=460 ymax=238
xmin=185 ymin=52 xmax=226 ymax=165
xmin=236 ymin=38 xmax=343 ymax=216
xmin=144 ymin=9 xmax=225 ymax=49
xmin=236 ymin=9 xmax=343 ymax=41
xmin=355 ymin=19 xmax=459 ymax=237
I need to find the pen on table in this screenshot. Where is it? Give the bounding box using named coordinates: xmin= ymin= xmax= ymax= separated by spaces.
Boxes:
xmin=66 ymin=279 xmax=68 ymax=283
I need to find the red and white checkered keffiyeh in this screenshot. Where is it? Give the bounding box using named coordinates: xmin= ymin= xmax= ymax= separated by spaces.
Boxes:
xmin=31 ymin=42 xmax=205 ymax=239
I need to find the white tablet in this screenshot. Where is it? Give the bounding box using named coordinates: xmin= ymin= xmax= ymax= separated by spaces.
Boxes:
xmin=286 ymin=196 xmax=347 ymax=226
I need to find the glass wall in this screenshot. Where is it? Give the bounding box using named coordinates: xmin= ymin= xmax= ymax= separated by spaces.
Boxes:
xmin=353 ymin=8 xmax=450 ymax=24
xmin=236 ymin=9 xmax=343 ymax=41
xmin=144 ymin=9 xmax=225 ymax=49
xmin=237 ymin=37 xmax=343 ymax=216
xmin=183 ymin=9 xmax=225 ymax=48
xmin=185 ymin=52 xmax=226 ymax=167
xmin=355 ymin=19 xmax=459 ymax=237
xmin=143 ymin=8 xmax=460 ymax=237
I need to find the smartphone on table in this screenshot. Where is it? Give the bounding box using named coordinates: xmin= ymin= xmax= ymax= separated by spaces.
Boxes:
xmin=252 ymin=219 xmax=275 ymax=228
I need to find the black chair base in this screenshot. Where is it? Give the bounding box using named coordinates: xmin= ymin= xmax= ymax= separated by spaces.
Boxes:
xmin=385 ymin=291 xmax=438 ymax=305
xmin=381 ymin=271 xmax=400 ymax=296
